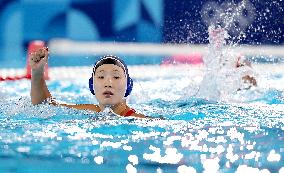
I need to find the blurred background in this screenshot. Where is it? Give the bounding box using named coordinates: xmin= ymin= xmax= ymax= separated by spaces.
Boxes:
xmin=0 ymin=0 xmax=283 ymax=68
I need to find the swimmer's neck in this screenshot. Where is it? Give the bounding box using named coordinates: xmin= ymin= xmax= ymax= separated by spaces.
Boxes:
xmin=99 ymin=100 xmax=128 ymax=115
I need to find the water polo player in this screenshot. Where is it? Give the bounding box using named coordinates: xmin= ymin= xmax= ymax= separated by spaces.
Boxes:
xmin=30 ymin=47 xmax=145 ymax=118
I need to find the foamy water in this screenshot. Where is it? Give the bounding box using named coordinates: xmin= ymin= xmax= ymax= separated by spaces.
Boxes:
xmin=0 ymin=64 xmax=283 ymax=173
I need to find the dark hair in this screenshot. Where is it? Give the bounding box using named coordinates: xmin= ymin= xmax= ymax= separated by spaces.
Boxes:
xmin=94 ymin=56 xmax=125 ymax=73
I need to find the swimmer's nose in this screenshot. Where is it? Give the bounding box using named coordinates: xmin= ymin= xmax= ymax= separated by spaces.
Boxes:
xmin=104 ymin=84 xmax=112 ymax=88
xmin=104 ymin=76 xmax=113 ymax=88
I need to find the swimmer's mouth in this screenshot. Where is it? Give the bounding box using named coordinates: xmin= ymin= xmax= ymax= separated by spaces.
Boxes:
xmin=103 ymin=91 xmax=114 ymax=97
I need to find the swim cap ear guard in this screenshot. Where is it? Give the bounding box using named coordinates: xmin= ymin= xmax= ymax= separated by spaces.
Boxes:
xmin=88 ymin=55 xmax=133 ymax=97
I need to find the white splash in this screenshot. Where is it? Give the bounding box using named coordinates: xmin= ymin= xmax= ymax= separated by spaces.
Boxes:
xmin=94 ymin=156 xmax=103 ymax=164
xmin=177 ymin=165 xmax=197 ymax=173
xmin=195 ymin=25 xmax=258 ymax=102
xmin=126 ymin=164 xmax=137 ymax=173
xmin=143 ymin=146 xmax=183 ymax=164
xmin=267 ymin=149 xmax=281 ymax=162
xmin=128 ymin=155 xmax=139 ymax=165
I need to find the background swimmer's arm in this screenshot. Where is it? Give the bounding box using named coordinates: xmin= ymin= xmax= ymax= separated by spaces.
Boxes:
xmin=30 ymin=47 xmax=52 ymax=105
xmin=236 ymin=58 xmax=257 ymax=87
xmin=242 ymin=75 xmax=257 ymax=86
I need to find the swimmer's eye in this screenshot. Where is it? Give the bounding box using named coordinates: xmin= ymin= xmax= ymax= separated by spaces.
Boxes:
xmin=97 ymin=76 xmax=104 ymax=79
xmin=114 ymin=76 xmax=120 ymax=79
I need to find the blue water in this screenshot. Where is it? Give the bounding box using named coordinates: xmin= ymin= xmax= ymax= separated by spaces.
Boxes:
xmin=0 ymin=65 xmax=283 ymax=173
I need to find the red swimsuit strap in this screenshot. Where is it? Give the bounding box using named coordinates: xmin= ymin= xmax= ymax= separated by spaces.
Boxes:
xmin=124 ymin=109 xmax=136 ymax=117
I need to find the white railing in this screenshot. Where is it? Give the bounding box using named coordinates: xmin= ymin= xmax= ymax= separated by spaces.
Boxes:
xmin=49 ymin=39 xmax=284 ymax=57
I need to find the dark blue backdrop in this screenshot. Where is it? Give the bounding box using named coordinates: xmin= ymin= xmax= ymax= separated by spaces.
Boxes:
xmin=0 ymin=0 xmax=283 ymax=67
xmin=164 ymin=0 xmax=283 ymax=44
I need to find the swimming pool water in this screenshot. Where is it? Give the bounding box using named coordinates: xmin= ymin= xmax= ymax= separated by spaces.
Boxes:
xmin=0 ymin=64 xmax=283 ymax=173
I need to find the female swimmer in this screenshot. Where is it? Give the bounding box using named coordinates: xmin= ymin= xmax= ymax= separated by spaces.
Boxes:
xmin=30 ymin=47 xmax=145 ymax=118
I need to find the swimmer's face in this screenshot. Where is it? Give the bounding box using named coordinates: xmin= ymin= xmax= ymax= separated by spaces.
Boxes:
xmin=93 ymin=64 xmax=127 ymax=106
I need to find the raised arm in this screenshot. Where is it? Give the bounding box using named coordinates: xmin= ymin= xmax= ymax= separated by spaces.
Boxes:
xmin=29 ymin=49 xmax=100 ymax=111
xmin=30 ymin=47 xmax=51 ymax=105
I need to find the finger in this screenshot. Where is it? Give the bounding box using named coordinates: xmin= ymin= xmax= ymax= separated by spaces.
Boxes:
xmin=37 ymin=49 xmax=47 ymax=60
xmin=44 ymin=48 xmax=49 ymax=57
xmin=40 ymin=47 xmax=49 ymax=58
xmin=39 ymin=48 xmax=45 ymax=56
xmin=30 ymin=54 xmax=38 ymax=63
